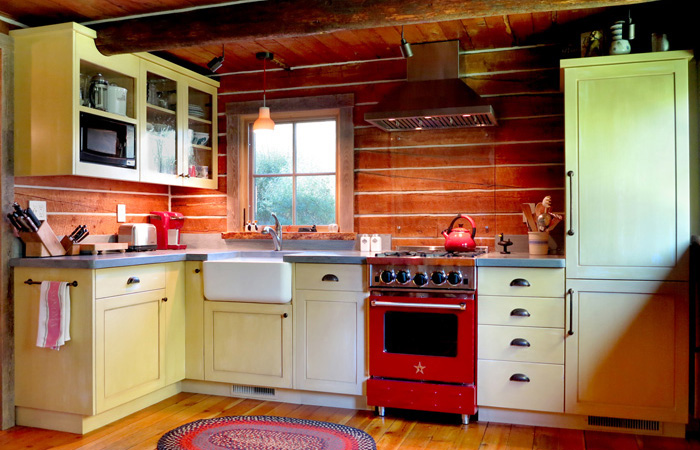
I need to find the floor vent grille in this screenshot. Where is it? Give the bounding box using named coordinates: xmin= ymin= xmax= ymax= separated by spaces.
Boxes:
xmin=588 ymin=415 xmax=660 ymax=431
xmin=231 ymin=384 xmax=276 ymax=398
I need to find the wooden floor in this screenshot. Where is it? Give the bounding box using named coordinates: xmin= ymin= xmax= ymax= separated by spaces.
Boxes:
xmin=1 ymin=393 xmax=699 ymax=449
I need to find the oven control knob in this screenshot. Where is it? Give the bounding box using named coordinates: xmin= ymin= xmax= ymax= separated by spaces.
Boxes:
xmin=413 ymin=272 xmax=429 ymax=286
xmin=447 ymin=271 xmax=463 ymax=285
xmin=431 ymin=271 xmax=447 ymax=285
xmin=396 ymin=270 xmax=411 ymax=284
xmin=380 ymin=270 xmax=395 ymax=283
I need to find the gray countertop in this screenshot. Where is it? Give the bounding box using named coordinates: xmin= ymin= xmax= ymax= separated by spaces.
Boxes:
xmin=10 ymin=249 xmax=564 ymax=268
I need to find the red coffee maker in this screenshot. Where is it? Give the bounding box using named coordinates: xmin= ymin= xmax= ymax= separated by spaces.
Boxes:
xmin=149 ymin=211 xmax=186 ymax=250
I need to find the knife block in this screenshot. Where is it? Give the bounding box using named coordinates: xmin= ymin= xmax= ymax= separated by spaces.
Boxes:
xmin=19 ymin=221 xmax=67 ymax=257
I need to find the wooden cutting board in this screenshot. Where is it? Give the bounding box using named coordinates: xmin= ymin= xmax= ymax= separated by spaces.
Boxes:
xmin=80 ymin=243 xmax=128 ymax=255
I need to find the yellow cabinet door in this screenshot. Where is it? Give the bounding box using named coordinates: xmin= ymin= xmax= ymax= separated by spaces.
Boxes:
xmin=164 ymin=262 xmax=186 ymax=385
xmin=564 ymin=279 xmax=688 ymax=423
xmin=562 ymin=52 xmax=695 ymax=281
xmin=95 ymin=289 xmax=166 ymax=413
xmin=204 ymin=301 xmax=292 ymax=388
xmin=294 ymin=289 xmax=367 ymax=395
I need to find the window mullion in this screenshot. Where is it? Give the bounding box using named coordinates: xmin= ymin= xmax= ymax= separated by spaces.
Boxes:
xmin=292 ymin=122 xmax=297 ymax=225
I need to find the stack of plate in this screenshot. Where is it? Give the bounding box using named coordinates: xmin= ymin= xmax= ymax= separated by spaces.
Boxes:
xmin=188 ymin=104 xmax=206 ymax=118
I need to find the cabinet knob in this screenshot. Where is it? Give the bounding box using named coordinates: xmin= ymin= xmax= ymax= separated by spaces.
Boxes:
xmin=322 ymin=274 xmax=339 ymax=282
xmin=509 ymin=278 xmax=531 ymax=287
xmin=509 ymin=373 xmax=531 ymax=382
xmin=194 ymin=268 xmax=201 ymax=273
xmin=283 ymin=313 xmax=288 ymax=318
xmin=162 ymin=297 xmax=168 ymax=302
xmin=510 ymin=308 xmax=531 ymax=317
xmin=510 ymin=338 xmax=531 ymax=347
xmin=127 ymin=276 xmax=140 ymax=284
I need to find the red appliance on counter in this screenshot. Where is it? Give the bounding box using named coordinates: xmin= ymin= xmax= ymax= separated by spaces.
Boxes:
xmin=366 ymin=248 xmax=483 ymax=424
xmin=149 ymin=211 xmax=186 ymax=250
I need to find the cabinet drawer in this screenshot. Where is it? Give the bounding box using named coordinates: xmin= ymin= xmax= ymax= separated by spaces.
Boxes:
xmin=477 ymin=360 xmax=564 ymax=413
xmin=295 ymin=264 xmax=366 ymax=291
xmin=96 ymin=264 xmax=166 ymax=298
xmin=478 ymin=267 xmax=564 ymax=297
xmin=479 ymin=295 xmax=564 ymax=328
xmin=478 ymin=325 xmax=564 ymax=364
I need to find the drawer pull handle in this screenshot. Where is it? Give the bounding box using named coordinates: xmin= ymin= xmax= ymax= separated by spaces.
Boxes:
xmin=567 ymin=288 xmax=575 ymax=336
xmin=567 ymin=170 xmax=575 ymax=236
xmin=510 ymin=308 xmax=531 ymax=317
xmin=509 ymin=278 xmax=530 ymax=287
xmin=509 ymin=373 xmax=531 ymax=383
xmin=127 ymin=277 xmax=140 ymax=285
xmin=510 ymin=338 xmax=531 ymax=347
xmin=322 ymin=274 xmax=339 ymax=282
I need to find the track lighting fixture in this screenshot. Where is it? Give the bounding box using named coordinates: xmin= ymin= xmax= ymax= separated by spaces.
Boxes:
xmin=400 ymin=26 xmax=413 ymax=58
xmin=207 ymin=45 xmax=225 ymax=73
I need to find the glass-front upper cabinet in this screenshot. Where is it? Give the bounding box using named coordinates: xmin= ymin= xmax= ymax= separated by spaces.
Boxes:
xmin=139 ymin=59 xmax=218 ymax=188
xmin=186 ymin=86 xmax=215 ymax=184
xmin=144 ymin=68 xmax=179 ymax=182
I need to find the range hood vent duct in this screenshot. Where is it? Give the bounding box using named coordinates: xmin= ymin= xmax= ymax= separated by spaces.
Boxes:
xmin=365 ymin=41 xmax=497 ymax=131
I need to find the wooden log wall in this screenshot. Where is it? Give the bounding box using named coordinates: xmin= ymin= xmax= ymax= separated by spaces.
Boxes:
xmin=219 ymin=43 xmax=565 ymax=250
xmin=14 ymin=43 xmax=564 ymax=249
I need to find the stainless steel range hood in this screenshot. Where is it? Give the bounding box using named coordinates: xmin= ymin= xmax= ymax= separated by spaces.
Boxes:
xmin=364 ymin=40 xmax=497 ymax=131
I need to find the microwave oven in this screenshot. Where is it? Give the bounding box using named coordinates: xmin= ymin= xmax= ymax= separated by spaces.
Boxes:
xmin=79 ymin=112 xmax=136 ymax=169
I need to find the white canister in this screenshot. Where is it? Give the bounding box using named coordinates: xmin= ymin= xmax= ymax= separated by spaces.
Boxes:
xmin=106 ymin=84 xmax=128 ymax=116
xmin=360 ymin=234 xmax=371 ymax=252
xmin=370 ymin=234 xmax=382 ymax=252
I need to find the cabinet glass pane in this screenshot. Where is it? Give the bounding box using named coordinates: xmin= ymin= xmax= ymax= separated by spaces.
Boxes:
xmin=145 ymin=72 xmax=178 ymax=176
xmin=187 ymin=87 xmax=214 ymax=180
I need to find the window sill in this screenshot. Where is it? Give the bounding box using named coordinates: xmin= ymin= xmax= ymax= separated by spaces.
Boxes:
xmin=221 ymin=231 xmax=356 ymax=241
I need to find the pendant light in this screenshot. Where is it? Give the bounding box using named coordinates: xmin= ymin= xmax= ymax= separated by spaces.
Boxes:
xmin=253 ymin=52 xmax=275 ymax=133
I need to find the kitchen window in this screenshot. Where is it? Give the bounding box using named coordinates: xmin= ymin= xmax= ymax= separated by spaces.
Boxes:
xmin=227 ymin=94 xmax=354 ymax=232
xmin=250 ymin=118 xmax=336 ymax=226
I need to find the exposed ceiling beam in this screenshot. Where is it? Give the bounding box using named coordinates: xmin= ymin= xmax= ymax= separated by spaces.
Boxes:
xmin=94 ymin=0 xmax=657 ymax=55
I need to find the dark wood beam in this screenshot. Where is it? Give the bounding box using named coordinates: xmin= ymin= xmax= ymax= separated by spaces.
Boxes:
xmin=94 ymin=0 xmax=657 ymax=55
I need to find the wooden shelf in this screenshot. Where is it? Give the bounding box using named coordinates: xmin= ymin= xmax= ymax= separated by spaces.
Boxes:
xmin=188 ymin=115 xmax=212 ymax=124
xmin=79 ymin=106 xmax=137 ymax=124
xmin=147 ymin=103 xmax=177 ymax=115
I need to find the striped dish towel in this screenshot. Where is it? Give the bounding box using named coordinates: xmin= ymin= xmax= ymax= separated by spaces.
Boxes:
xmin=36 ymin=281 xmax=71 ymax=350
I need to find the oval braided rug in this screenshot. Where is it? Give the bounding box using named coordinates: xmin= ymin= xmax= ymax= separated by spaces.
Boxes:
xmin=157 ymin=415 xmax=377 ymax=450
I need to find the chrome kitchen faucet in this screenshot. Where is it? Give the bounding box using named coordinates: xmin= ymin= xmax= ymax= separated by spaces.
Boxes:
xmin=262 ymin=213 xmax=282 ymax=251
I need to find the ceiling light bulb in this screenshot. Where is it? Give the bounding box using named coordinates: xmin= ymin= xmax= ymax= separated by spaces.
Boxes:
xmin=253 ymin=106 xmax=275 ymax=133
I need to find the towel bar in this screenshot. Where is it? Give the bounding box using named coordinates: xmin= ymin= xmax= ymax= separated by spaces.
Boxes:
xmin=24 ymin=279 xmax=78 ymax=287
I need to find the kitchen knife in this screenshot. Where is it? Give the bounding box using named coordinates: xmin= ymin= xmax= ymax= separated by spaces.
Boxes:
xmin=24 ymin=207 xmax=42 ymax=228
xmin=69 ymin=225 xmax=83 ymax=240
xmin=7 ymin=213 xmax=24 ymax=232
xmin=12 ymin=202 xmax=38 ymax=232
xmin=75 ymin=231 xmax=89 ymax=243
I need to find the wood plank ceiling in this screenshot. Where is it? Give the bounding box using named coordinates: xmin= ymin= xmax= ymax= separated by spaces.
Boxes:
xmin=0 ymin=0 xmax=674 ymax=74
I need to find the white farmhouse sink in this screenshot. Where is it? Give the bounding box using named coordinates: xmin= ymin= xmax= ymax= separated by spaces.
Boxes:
xmin=203 ymin=254 xmax=293 ymax=303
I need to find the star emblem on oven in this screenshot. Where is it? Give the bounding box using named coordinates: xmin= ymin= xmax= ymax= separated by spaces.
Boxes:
xmin=414 ymin=362 xmax=426 ymax=374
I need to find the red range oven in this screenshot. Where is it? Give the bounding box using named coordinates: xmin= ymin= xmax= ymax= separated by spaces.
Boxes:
xmin=366 ymin=249 xmax=481 ymax=424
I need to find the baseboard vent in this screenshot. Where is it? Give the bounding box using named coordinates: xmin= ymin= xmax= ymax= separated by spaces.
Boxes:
xmin=588 ymin=415 xmax=660 ymax=432
xmin=231 ymin=384 xmax=276 ymax=398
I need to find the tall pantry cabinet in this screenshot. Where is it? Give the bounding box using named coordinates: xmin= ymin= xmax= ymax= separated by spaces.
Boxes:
xmin=562 ymin=51 xmax=697 ymax=429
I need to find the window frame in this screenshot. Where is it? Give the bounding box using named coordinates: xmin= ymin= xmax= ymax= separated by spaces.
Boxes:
xmin=248 ymin=115 xmax=338 ymax=226
xmin=226 ymin=94 xmax=354 ymax=232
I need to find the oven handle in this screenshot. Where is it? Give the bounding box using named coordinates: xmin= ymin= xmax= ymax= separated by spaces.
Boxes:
xmin=370 ymin=300 xmax=466 ymax=310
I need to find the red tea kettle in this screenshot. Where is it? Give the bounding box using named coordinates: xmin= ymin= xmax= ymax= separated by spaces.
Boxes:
xmin=442 ymin=214 xmax=477 ymax=252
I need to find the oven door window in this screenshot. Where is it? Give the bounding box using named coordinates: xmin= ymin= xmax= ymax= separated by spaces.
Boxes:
xmin=384 ymin=311 xmax=458 ymax=357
